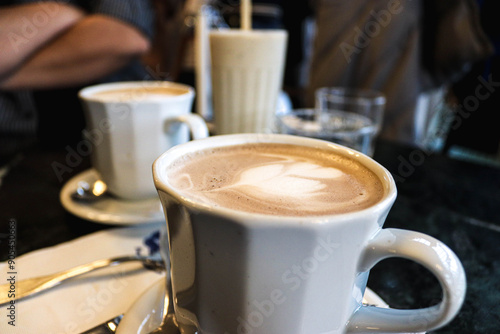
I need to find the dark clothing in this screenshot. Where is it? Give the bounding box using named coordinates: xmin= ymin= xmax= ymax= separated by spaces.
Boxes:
xmin=444 ymin=0 xmax=500 ymax=155
xmin=306 ymin=0 xmax=424 ymax=145
xmin=0 ymin=0 xmax=154 ymax=152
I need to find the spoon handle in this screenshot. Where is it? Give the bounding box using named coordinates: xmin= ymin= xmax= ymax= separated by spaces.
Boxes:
xmin=0 ymin=255 xmax=164 ymax=305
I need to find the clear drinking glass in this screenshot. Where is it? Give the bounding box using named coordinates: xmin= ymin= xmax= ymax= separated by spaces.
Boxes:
xmin=314 ymin=87 xmax=386 ymax=156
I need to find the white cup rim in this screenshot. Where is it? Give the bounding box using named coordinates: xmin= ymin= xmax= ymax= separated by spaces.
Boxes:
xmin=153 ymin=134 xmax=397 ymax=225
xmin=78 ymin=81 xmax=194 ymax=102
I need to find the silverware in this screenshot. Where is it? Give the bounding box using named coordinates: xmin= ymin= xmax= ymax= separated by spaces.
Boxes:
xmin=0 ymin=254 xmax=164 ymax=305
xmin=83 ymin=278 xmax=180 ymax=334
xmin=148 ymin=277 xmax=180 ymax=334
xmin=79 ymin=278 xmax=179 ymax=334
xmin=148 ymin=229 xmax=180 ymax=334
xmin=80 ymin=314 xmax=123 ymax=334
xmin=71 ymin=179 xmax=110 ymax=202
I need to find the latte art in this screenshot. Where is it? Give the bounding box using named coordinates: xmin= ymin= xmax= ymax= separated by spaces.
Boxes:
xmin=228 ymin=161 xmax=343 ymax=198
xmin=168 ymin=144 xmax=384 ymax=216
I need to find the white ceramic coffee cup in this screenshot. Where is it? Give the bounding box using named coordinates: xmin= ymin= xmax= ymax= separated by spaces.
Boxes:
xmin=79 ymin=81 xmax=208 ymax=200
xmin=153 ymin=134 xmax=466 ymax=334
xmin=209 ymin=29 xmax=288 ymax=134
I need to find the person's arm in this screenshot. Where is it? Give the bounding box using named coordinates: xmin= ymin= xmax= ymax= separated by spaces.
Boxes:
xmin=0 ymin=14 xmax=151 ymax=90
xmin=0 ymin=3 xmax=85 ymax=80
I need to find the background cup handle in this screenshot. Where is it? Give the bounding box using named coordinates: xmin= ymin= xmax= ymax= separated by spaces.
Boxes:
xmin=348 ymin=228 xmax=466 ymax=333
xmin=164 ymin=114 xmax=209 ymax=140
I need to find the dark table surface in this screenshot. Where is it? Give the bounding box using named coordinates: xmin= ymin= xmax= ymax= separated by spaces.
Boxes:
xmin=0 ymin=138 xmax=499 ymax=333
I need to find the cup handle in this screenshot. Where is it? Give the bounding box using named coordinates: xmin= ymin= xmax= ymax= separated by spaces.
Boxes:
xmin=348 ymin=228 xmax=466 ymax=333
xmin=164 ymin=114 xmax=209 ymax=140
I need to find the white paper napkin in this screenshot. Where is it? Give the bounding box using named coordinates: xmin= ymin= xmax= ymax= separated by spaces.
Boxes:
xmin=0 ymin=224 xmax=165 ymax=334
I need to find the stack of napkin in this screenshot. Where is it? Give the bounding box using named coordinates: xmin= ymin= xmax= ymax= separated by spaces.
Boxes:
xmin=0 ymin=225 xmax=165 ymax=333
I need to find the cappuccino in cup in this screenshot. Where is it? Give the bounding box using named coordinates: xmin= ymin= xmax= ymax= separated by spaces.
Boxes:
xmin=153 ymin=134 xmax=465 ymax=334
xmin=167 ymin=143 xmax=384 ymax=216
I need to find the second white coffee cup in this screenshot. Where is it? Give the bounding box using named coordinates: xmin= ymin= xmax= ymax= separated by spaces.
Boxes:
xmin=79 ymin=81 xmax=209 ymax=200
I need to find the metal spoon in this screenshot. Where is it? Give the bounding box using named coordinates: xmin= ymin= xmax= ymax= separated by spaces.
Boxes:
xmin=148 ymin=227 xmax=181 ymax=334
xmin=148 ymin=276 xmax=180 ymax=334
xmin=71 ymin=179 xmax=110 ymax=202
xmin=0 ymin=254 xmax=164 ymax=305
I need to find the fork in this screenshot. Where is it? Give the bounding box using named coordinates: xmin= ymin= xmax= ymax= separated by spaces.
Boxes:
xmin=0 ymin=254 xmax=164 ymax=305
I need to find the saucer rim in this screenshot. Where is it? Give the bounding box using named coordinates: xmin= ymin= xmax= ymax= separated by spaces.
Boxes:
xmin=60 ymin=168 xmax=164 ymax=225
xmin=116 ymin=278 xmax=421 ymax=334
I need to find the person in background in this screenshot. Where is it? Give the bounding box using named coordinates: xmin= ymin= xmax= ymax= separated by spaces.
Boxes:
xmin=305 ymin=0 xmax=493 ymax=147
xmin=0 ymin=0 xmax=154 ymax=154
xmin=306 ymin=0 xmax=426 ymax=146
xmin=443 ymin=0 xmax=500 ymax=163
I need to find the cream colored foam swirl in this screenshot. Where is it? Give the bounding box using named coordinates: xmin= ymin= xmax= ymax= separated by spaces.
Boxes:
xmin=223 ymin=162 xmax=344 ymax=199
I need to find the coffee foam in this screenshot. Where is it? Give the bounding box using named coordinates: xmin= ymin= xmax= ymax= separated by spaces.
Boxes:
xmin=167 ymin=144 xmax=384 ymax=216
xmin=90 ymin=86 xmax=187 ymax=102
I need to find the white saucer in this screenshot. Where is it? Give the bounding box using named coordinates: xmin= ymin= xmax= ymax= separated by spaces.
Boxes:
xmin=116 ymin=278 xmax=166 ymax=334
xmin=60 ymin=169 xmax=164 ymax=225
xmin=117 ymin=279 xmax=402 ymax=334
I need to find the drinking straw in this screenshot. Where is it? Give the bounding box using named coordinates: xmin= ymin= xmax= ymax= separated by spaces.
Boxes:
xmin=241 ymin=0 xmax=252 ymax=30
xmin=194 ymin=7 xmax=210 ymax=119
